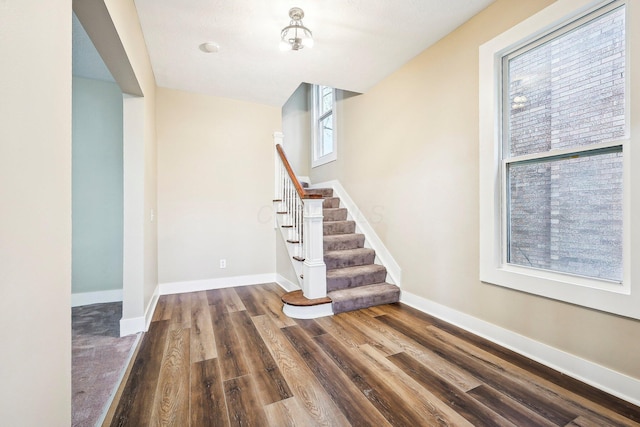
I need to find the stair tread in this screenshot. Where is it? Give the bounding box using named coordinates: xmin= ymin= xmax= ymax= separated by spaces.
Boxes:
xmin=323 ymin=220 xmax=356 ymax=236
xmin=324 ymin=233 xmax=365 ymax=252
xmin=324 ymin=247 xmax=374 ymax=257
xmin=326 ymin=264 xmax=387 ymax=292
xmin=323 ymin=233 xmax=364 ymax=241
xmin=326 ymin=263 xmax=386 ymax=278
xmin=328 ymin=282 xmax=398 ymax=298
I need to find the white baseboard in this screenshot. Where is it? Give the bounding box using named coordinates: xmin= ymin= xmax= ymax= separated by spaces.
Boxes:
xmin=401 ymin=291 xmax=640 ymax=407
xmin=312 ymin=180 xmax=402 ymax=287
xmin=275 ymin=274 xmax=301 ymax=292
xmin=144 ymin=285 xmax=160 ymax=331
xmin=71 ymin=289 xmax=123 ymax=307
xmin=119 ymin=284 xmax=159 ymax=337
xmin=120 ymin=315 xmax=145 ymax=337
xmin=159 ymin=273 xmax=277 ymax=295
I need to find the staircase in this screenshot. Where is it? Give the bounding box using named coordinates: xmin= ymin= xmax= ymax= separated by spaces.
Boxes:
xmin=302 ymin=186 xmax=400 ymax=314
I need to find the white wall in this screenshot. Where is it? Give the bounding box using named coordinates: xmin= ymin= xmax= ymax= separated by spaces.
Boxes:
xmin=309 ymin=0 xmax=640 ymax=381
xmin=157 ymin=88 xmax=281 ymax=286
xmin=0 ymin=1 xmax=72 ymax=424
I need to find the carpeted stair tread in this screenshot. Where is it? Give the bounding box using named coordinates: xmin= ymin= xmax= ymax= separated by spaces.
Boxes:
xmin=305 ymin=188 xmax=334 ymax=197
xmin=324 ymin=233 xmax=365 ymax=251
xmin=323 ymin=220 xmax=356 ymax=235
xmin=323 ymin=197 xmax=340 ymax=209
xmin=328 ymin=283 xmax=400 ymax=314
xmin=324 ymin=248 xmax=375 ymax=270
xmin=323 ymin=208 xmax=348 ymax=222
xmin=327 ymin=264 xmax=387 ymax=291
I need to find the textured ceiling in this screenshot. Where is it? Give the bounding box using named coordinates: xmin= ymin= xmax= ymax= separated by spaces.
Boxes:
xmin=134 ymin=0 xmax=495 ymax=106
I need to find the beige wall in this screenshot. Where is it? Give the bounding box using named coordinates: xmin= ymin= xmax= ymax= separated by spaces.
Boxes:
xmin=276 ymin=228 xmax=299 ymax=285
xmin=0 ymin=1 xmax=72 ymax=424
xmin=282 ymin=83 xmax=311 ymax=176
xmin=310 ymin=0 xmax=640 ymax=379
xmin=157 ymin=88 xmax=281 ymax=284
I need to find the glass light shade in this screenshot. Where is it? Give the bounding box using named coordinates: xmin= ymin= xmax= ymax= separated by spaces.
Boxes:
xmin=280 ymin=25 xmax=313 ymax=50
xmin=280 ymin=8 xmax=313 ymax=51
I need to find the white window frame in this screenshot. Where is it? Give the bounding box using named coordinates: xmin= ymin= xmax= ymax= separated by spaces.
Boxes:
xmin=479 ymin=0 xmax=640 ymax=319
xmin=311 ymin=85 xmax=337 ymax=168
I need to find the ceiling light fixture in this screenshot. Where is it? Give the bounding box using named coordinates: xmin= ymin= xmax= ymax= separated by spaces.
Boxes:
xmin=280 ymin=7 xmax=313 ymax=51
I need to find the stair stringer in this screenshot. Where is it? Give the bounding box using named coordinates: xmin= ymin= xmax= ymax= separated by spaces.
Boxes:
xmin=310 ymin=180 xmax=402 ymax=288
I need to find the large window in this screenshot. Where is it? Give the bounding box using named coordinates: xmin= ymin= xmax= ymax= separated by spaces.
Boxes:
xmin=504 ymin=3 xmax=625 ymax=282
xmin=480 ymin=0 xmax=640 ymax=319
xmin=312 ymin=85 xmax=337 ymax=167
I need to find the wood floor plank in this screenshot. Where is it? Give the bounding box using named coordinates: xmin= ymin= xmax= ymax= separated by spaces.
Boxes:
xmin=191 ymin=358 xmax=229 ymax=427
xmin=419 ymin=311 xmax=640 ymax=424
xmin=170 ymin=292 xmax=191 ymax=329
xmin=149 ymin=327 xmax=190 ymax=427
xmin=281 ymin=324 xmax=392 ymax=427
xmin=229 ymin=310 xmax=292 ymax=405
xmin=233 ymin=285 xmax=267 ymax=316
xmin=427 ymin=326 xmax=640 ymax=427
xmin=224 ymin=374 xmax=270 ymax=427
xmin=468 ymin=384 xmax=559 ymax=427
xmin=373 ymin=301 xmax=626 ymax=421
xmin=358 ymin=306 xmax=387 ymax=317
xmin=357 ymin=343 xmax=478 ymax=426
xmin=264 ymin=397 xmax=319 ymax=427
xmin=219 ymin=287 xmax=246 ymax=313
xmin=247 ymin=283 xmax=298 ymax=328
xmin=313 ymin=331 xmax=435 ymax=426
xmin=293 ymin=318 xmax=327 ymax=337
xmin=388 ymin=351 xmax=517 ymax=427
xmin=339 ymin=310 xmax=403 ymax=356
xmin=346 ymin=310 xmax=483 ymax=391
xmin=565 ymin=415 xmax=612 ymax=427
xmin=314 ymin=314 xmax=366 ymax=350
xmin=110 ymin=320 xmax=170 ymax=427
xmin=190 ymin=291 xmax=217 ymax=363
xmin=210 ymin=300 xmax=250 ymax=380
xmin=376 ymin=314 xmax=581 ymax=425
xmin=371 ymin=302 xmax=437 ymax=326
xmin=151 ymin=295 xmax=172 ymax=322
xmin=252 ymin=314 xmax=352 ymax=427
xmin=206 ymin=288 xmax=224 ymax=307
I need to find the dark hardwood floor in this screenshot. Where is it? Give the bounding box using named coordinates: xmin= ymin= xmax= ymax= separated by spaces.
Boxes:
xmin=105 ymin=283 xmax=640 ymax=426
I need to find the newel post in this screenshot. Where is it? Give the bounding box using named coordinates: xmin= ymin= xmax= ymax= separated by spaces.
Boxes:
xmin=302 ymin=198 xmax=327 ymax=299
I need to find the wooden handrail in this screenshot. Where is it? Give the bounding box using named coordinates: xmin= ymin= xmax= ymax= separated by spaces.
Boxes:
xmin=275 ymin=144 xmax=322 ymax=199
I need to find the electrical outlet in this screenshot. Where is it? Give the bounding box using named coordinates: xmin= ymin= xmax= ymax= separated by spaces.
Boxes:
xmin=219 ymin=259 xmax=226 ymax=269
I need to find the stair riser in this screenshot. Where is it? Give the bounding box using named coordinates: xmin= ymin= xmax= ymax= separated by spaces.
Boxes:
xmin=305 ymin=188 xmax=333 ymax=197
xmin=327 ymin=269 xmax=387 ymax=292
xmin=323 ymin=221 xmax=356 ymax=235
xmin=324 ymin=235 xmax=365 ymax=252
xmin=330 ymin=288 xmax=400 ymax=314
xmin=323 ymin=208 xmax=348 ymax=222
xmin=325 ymin=252 xmax=375 ymax=270
xmin=323 ymin=197 xmax=340 ymax=209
